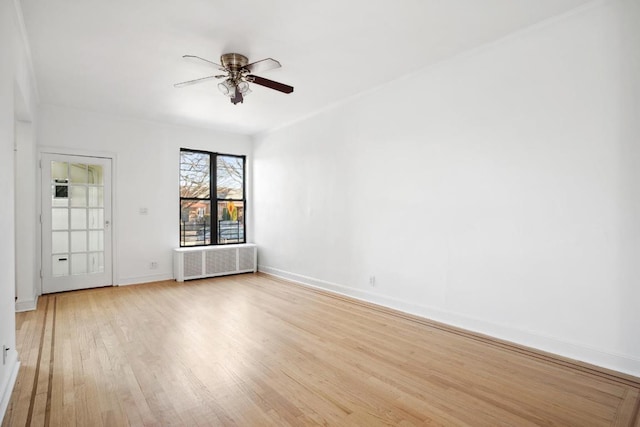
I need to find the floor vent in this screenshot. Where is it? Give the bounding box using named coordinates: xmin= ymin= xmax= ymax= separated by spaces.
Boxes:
xmin=173 ymin=244 xmax=257 ymax=282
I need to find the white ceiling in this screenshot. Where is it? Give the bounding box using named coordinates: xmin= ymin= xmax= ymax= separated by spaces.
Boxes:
xmin=21 ymin=0 xmax=592 ymax=136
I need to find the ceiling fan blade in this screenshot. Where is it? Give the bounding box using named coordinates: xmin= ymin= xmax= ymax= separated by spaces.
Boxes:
xmin=245 ymin=58 xmax=281 ymax=74
xmin=248 ymin=75 xmax=294 ymax=94
xmin=182 ymin=55 xmax=223 ymax=70
xmin=174 ymin=75 xmax=217 ymax=88
xmin=231 ymin=87 xmax=244 ymax=105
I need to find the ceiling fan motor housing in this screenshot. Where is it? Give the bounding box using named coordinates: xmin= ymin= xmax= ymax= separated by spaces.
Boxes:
xmin=220 ymin=53 xmax=249 ymax=71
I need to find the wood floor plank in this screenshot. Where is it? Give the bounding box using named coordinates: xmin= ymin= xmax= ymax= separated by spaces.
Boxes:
xmin=3 ymin=273 xmax=640 ymax=426
xmin=6 ymin=308 xmax=43 ymax=426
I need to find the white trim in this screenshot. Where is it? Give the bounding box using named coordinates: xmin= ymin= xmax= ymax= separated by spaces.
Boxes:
xmin=258 ymin=265 xmax=640 ymax=378
xmin=117 ymin=273 xmax=174 ymax=286
xmin=0 ymin=360 xmax=20 ymax=424
xmin=12 ymin=0 xmax=39 ymax=103
xmin=39 ymin=146 xmax=116 ymax=160
xmin=15 ymin=295 xmax=37 ymax=312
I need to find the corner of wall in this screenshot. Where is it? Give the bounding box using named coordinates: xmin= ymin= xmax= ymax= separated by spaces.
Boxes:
xmin=0 ymin=358 xmax=20 ymax=424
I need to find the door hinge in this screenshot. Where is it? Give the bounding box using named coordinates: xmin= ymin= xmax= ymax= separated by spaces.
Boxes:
xmin=39 ymin=159 xmax=42 ymax=169
xmin=39 ymin=269 xmax=43 ymax=278
xmin=39 ymin=214 xmax=42 ymax=224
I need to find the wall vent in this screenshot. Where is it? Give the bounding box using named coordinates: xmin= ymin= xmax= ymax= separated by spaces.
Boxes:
xmin=173 ymin=244 xmax=257 ymax=282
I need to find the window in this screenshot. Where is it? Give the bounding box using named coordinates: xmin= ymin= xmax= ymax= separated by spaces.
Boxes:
xmin=179 ymin=149 xmax=246 ymax=246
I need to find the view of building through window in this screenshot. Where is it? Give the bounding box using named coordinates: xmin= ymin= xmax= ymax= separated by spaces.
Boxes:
xmin=179 ymin=149 xmax=245 ymax=246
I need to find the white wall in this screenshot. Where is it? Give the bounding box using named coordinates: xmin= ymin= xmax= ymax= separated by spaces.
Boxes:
xmin=0 ymin=0 xmax=17 ymax=416
xmin=15 ymin=119 xmax=37 ymax=311
xmin=253 ymin=0 xmax=640 ymax=376
xmin=1 ymin=0 xmax=39 ymax=420
xmin=37 ymin=104 xmax=253 ymax=285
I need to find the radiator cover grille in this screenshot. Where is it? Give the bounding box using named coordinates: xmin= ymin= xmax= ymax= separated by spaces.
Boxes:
xmin=205 ymin=248 xmax=236 ymax=274
xmin=238 ymin=246 xmax=255 ymax=271
xmin=183 ymin=251 xmax=203 ymax=278
xmin=174 ymin=244 xmax=257 ymax=282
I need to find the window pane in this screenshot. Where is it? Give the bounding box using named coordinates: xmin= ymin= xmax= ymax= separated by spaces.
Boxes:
xmin=217 ymin=156 xmax=243 ymax=199
xmin=52 ymin=208 xmax=68 ymax=230
xmin=88 ymin=209 xmax=104 ymax=229
xmin=70 ymin=208 xmax=87 ymax=229
xmin=88 ymin=187 xmax=103 ymax=207
xmin=87 ymin=164 xmax=103 ymax=184
xmin=180 ymin=200 xmax=211 ymax=246
xmin=71 ymin=231 xmax=87 ymax=253
xmin=89 ymin=230 xmax=103 ymax=251
xmin=180 ymin=151 xmax=210 ymax=198
xmin=52 ymin=231 xmax=69 ymax=254
xmin=52 ymin=184 xmax=69 ymax=207
xmin=71 ymin=253 xmax=88 ymax=275
xmin=51 ymin=161 xmax=68 ymax=182
xmin=70 ymin=186 xmax=87 ymax=207
xmin=70 ymin=163 xmax=88 ymax=183
xmin=52 ymin=256 xmax=69 ymax=277
xmin=88 ymin=252 xmax=104 ymax=274
xmin=217 ymin=201 xmax=244 ymax=244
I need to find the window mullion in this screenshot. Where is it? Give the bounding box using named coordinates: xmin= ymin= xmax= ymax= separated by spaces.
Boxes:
xmin=211 ymin=153 xmax=217 ymax=246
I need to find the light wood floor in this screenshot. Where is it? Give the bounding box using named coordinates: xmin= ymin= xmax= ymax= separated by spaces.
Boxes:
xmin=3 ymin=273 xmax=640 ymax=426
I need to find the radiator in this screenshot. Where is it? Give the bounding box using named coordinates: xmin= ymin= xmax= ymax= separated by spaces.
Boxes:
xmin=173 ymin=243 xmax=257 ymax=282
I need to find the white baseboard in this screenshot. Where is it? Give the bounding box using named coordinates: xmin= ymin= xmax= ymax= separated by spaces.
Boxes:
xmin=15 ymin=295 xmax=38 ymax=312
xmin=258 ymin=265 xmax=640 ymax=378
xmin=116 ymin=273 xmax=174 ymax=286
xmin=0 ymin=360 xmax=20 ymax=424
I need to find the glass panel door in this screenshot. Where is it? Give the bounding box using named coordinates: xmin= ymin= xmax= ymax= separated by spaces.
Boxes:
xmin=42 ymin=154 xmax=112 ymax=293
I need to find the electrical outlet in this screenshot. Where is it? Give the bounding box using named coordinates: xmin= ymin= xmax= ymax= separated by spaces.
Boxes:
xmin=150 ymin=261 xmax=158 ymax=270
xmin=369 ymin=276 xmax=376 ymax=287
xmin=2 ymin=345 xmax=9 ymax=365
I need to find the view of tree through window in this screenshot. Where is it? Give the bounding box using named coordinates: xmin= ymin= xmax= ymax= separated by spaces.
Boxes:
xmin=179 ymin=149 xmax=245 ymax=246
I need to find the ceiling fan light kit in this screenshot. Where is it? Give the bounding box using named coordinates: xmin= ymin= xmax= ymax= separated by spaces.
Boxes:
xmin=175 ymin=53 xmax=294 ymax=105
xmin=217 ymin=79 xmax=250 ymax=96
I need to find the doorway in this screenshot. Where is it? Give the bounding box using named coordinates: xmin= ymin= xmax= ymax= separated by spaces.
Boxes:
xmin=41 ymin=153 xmax=113 ymax=293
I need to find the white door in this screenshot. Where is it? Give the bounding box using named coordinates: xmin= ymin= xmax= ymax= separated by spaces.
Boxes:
xmin=41 ymin=154 xmax=112 ymax=293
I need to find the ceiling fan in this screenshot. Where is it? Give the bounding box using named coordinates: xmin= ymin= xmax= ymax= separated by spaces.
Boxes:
xmin=174 ymin=53 xmax=294 ymax=105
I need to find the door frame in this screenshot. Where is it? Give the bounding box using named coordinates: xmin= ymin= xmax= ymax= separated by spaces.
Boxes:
xmin=38 ymin=146 xmax=118 ymax=295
